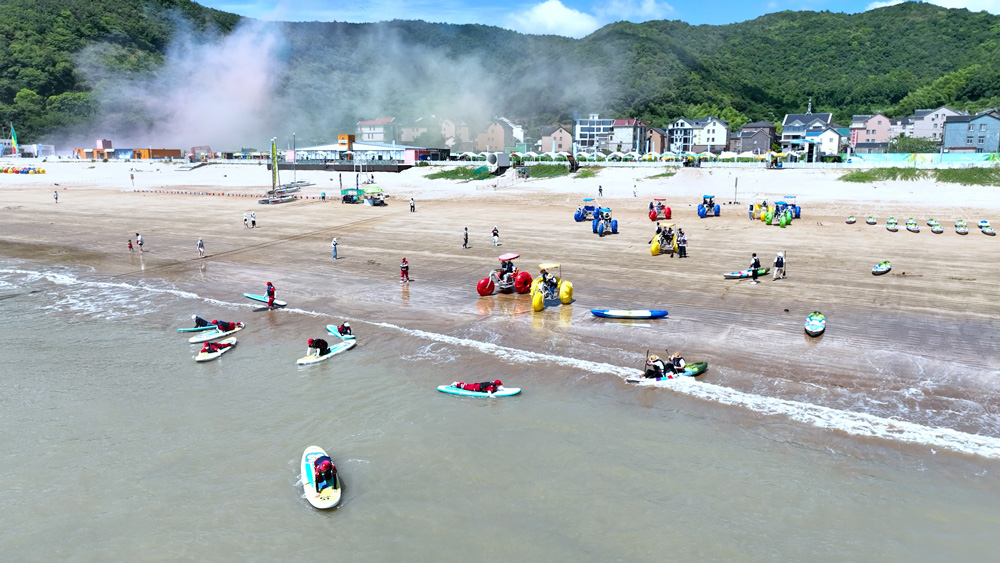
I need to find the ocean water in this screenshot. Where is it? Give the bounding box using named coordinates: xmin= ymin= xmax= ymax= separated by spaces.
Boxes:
xmin=1 ymin=259 xmax=999 ymax=561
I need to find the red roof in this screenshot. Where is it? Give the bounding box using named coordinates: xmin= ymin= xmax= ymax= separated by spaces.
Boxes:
xmin=357 ymin=117 xmax=396 ymax=125
xmin=613 ymin=119 xmax=646 ymax=127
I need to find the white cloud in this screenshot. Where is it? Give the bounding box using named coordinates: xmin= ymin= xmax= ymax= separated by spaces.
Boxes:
xmin=865 ymin=0 xmax=904 ymax=9
xmin=925 ymin=0 xmax=1000 ymax=13
xmin=506 ymin=0 xmax=601 ymax=37
xmin=594 ymin=0 xmax=675 ymax=22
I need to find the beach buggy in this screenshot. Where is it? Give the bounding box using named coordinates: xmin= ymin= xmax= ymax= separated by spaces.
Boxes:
xmin=574 ymin=198 xmax=597 ymax=222
xmin=592 ymin=208 xmax=619 ymax=237
xmin=477 ymin=253 xmax=533 ymax=296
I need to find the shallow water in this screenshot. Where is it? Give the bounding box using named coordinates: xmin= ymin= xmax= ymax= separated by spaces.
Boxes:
xmin=1 ymin=260 xmax=999 ymax=560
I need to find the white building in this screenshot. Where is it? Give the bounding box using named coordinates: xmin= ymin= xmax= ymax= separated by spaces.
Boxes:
xmin=574 ymin=113 xmax=615 ymax=150
xmin=907 ymin=106 xmax=966 ymax=142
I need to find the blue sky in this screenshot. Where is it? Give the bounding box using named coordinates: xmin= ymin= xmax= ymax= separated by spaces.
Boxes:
xmin=197 ymin=0 xmax=1000 ymax=38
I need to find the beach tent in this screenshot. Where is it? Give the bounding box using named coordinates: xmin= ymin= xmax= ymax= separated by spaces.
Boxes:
xmin=737 ymin=151 xmax=755 ymax=159
xmin=719 ymin=151 xmax=737 ymax=160
xmin=697 ymin=151 xmax=714 ymax=158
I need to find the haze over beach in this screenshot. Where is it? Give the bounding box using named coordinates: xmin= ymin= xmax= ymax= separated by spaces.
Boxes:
xmin=2 ymin=159 xmax=1000 ymax=558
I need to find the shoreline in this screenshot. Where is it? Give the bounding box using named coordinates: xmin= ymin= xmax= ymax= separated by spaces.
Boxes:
xmin=2 ymin=162 xmax=1000 ymax=446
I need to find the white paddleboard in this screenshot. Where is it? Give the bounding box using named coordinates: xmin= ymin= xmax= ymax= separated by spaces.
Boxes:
xmin=301 ymin=445 xmax=342 ymax=509
xmin=194 ymin=337 xmax=237 ymax=362
xmin=296 ymin=340 xmax=356 ymax=365
xmin=188 ymin=323 xmax=245 ymax=343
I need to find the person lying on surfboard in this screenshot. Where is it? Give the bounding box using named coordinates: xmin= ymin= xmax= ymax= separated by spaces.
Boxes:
xmin=336 ymin=322 xmax=352 ymax=336
xmin=212 ymin=320 xmax=238 ymax=332
xmin=193 ymin=315 xmax=211 ymax=328
xmin=307 ymin=338 xmax=330 ymax=357
xmin=313 ymin=456 xmax=337 ymax=494
xmin=452 ymin=380 xmax=503 ymax=395
xmin=200 ymin=341 xmax=233 ymax=354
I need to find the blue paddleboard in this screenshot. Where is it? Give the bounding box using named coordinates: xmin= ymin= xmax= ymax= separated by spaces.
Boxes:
xmin=437 ymin=385 xmax=521 ymax=397
xmin=591 ymin=309 xmax=668 ymax=319
xmin=243 ymin=293 xmax=287 ymax=307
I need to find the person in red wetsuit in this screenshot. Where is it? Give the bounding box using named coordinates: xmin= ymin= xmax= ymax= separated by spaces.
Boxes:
xmin=312 ymin=455 xmax=337 ymax=493
xmin=265 ymin=281 xmax=276 ymax=308
xmin=400 ymin=257 xmax=410 ymax=283
xmin=453 ymin=379 xmax=503 ymax=394
xmin=212 ymin=320 xmax=238 ymax=332
xmin=200 ymin=341 xmax=233 ymax=353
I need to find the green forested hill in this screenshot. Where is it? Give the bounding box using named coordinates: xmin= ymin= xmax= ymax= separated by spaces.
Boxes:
xmin=2 ymin=0 xmax=1000 ymax=143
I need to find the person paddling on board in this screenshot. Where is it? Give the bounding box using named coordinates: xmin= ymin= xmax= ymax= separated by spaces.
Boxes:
xmin=201 ymin=341 xmax=233 ymax=354
xmin=667 ymin=352 xmax=687 ymax=374
xmin=452 ymin=380 xmax=503 ymax=395
xmin=644 ymin=355 xmax=667 ymax=378
xmin=193 ymin=315 xmax=211 ymax=328
xmin=336 ymin=322 xmax=352 ymax=336
xmin=312 ymin=455 xmax=337 ymax=494
xmin=265 ymin=281 xmax=276 ymax=309
xmin=307 ymin=338 xmax=330 ymax=357
xmin=212 ymin=320 xmax=238 ymax=332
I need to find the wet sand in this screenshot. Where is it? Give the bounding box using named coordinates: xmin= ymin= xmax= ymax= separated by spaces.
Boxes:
xmin=3 ymin=160 xmax=1000 ymax=436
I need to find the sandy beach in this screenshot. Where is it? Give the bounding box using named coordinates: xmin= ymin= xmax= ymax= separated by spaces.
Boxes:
xmin=3 ymin=159 xmax=1000 ymax=437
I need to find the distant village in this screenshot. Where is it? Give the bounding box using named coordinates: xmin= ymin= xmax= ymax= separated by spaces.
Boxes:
xmin=7 ymin=103 xmax=1000 ymax=165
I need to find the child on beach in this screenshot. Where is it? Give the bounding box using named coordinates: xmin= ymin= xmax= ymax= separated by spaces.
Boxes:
xmin=127 ymin=240 xmax=133 ymax=253
xmin=400 ymin=257 xmax=410 ymax=283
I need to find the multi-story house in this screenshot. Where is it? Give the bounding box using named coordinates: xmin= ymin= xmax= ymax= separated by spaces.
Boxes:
xmin=667 ymin=117 xmax=696 ymax=153
xmin=356 ymin=117 xmax=399 ymax=144
xmin=691 ymin=117 xmax=729 ymax=153
xmin=727 ymin=121 xmax=775 ymax=153
xmin=609 ymin=119 xmax=648 ymax=153
xmin=574 ymin=113 xmax=615 ymax=151
xmin=800 ymin=123 xmax=846 ymax=159
xmin=849 ymin=113 xmax=891 ymax=148
xmin=942 ymin=113 xmax=1000 ymax=153
xmin=538 ymin=126 xmax=573 ymax=153
xmin=440 ymin=118 xmax=471 ymax=150
xmin=908 ymin=106 xmax=965 ymax=142
xmin=476 ymin=120 xmax=515 ymax=152
xmin=398 ymin=117 xmax=430 ymax=144
xmin=780 ymin=106 xmax=833 ymax=152
xmin=646 ymin=126 xmax=669 ymax=154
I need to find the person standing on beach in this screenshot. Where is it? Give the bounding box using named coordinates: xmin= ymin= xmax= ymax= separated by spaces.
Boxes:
xmin=748 ymin=203 xmax=754 ymax=221
xmin=127 ymin=239 xmax=133 ymax=253
xmin=749 ymin=253 xmax=761 ymax=284
xmin=243 ymin=213 xmax=249 ymax=228
xmin=400 ymin=257 xmax=410 ymax=283
xmin=197 ymin=238 xmax=205 ymax=258
xmin=492 ymin=226 xmax=499 ymax=246
xmin=339 ymin=173 xmax=342 ymax=189
xmin=462 ymin=227 xmax=469 ymax=249
xmin=598 ymin=185 xmax=603 ymax=197
xmin=53 ymin=191 xmax=58 ymax=203
xmin=678 ymin=230 xmax=687 ymax=258
xmin=136 ymin=233 xmax=144 ymax=253
xmin=331 ymin=237 xmax=338 ymax=260
xmin=410 ymin=198 xmax=415 ymax=212
xmin=251 ymin=211 xmax=256 ymax=229
xmin=773 ymin=252 xmax=786 ymax=280
xmin=266 ymin=281 xmax=276 ymax=309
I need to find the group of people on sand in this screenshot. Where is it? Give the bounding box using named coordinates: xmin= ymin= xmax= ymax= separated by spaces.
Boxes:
xmin=644 ymin=353 xmax=687 ymax=379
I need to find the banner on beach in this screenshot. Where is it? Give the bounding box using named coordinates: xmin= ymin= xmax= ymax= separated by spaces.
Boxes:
xmin=10 ymin=123 xmax=18 ymax=156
